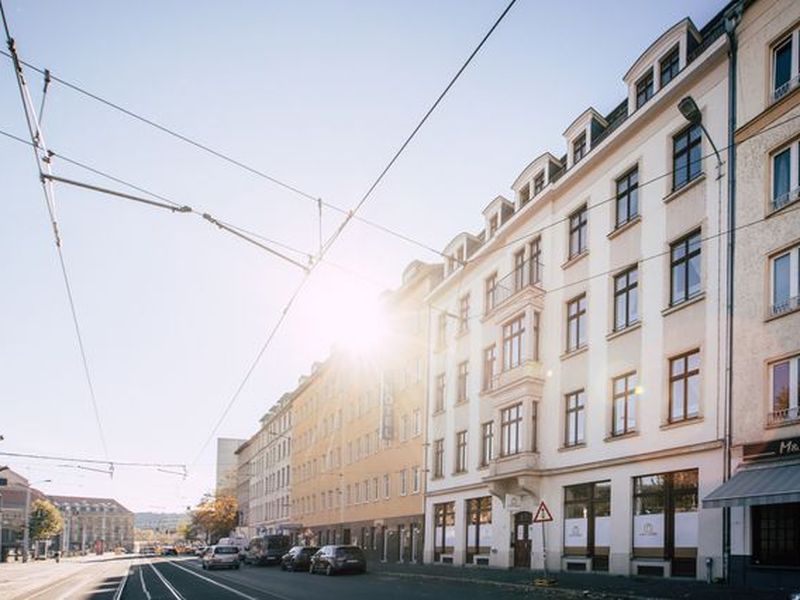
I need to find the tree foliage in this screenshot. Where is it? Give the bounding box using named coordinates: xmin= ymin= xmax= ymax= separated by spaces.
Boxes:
xmin=29 ymin=499 xmax=63 ymax=541
xmin=189 ymin=493 xmax=238 ymax=543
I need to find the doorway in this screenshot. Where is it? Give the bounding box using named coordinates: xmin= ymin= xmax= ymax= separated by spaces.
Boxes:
xmin=513 ymin=511 xmax=532 ymax=568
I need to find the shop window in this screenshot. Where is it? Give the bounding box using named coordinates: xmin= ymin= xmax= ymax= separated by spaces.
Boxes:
xmin=465 ymin=497 xmax=492 ymax=564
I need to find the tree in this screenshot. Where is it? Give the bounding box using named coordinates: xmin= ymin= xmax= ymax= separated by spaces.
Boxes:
xmin=29 ymin=499 xmax=63 ymax=541
xmin=189 ymin=493 xmax=238 ymax=543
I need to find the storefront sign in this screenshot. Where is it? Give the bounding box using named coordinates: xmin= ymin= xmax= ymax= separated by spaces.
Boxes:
xmin=633 ymin=514 xmax=664 ymax=548
xmin=743 ymin=435 xmax=800 ymax=461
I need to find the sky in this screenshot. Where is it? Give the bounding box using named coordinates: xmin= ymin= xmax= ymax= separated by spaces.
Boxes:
xmin=0 ymin=0 xmax=727 ymax=513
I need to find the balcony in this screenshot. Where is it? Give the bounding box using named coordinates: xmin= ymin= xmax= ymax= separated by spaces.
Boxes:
xmin=482 ymin=359 xmax=544 ymax=400
xmin=485 ymin=258 xmax=544 ymax=322
xmin=485 ymin=451 xmax=539 ymax=480
xmin=768 ymin=406 xmax=800 ymax=426
xmin=772 ymin=186 xmax=800 ymax=213
xmin=770 ymin=295 xmax=800 ymax=318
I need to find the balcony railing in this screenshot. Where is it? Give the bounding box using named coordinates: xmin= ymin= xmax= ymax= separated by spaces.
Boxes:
xmin=768 ymin=406 xmax=800 ymax=426
xmin=772 ymin=186 xmax=800 ymax=213
xmin=484 ymin=359 xmax=543 ymax=394
xmin=771 ymin=295 xmax=800 ymax=318
xmin=773 ymin=75 xmax=800 ymax=103
xmin=488 ymin=257 xmax=543 ymax=312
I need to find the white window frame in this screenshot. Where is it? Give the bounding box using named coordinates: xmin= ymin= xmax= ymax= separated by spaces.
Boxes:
xmin=769 ymin=354 xmax=800 ymax=425
xmin=772 ymin=30 xmax=800 ymax=102
xmin=771 ymin=141 xmax=800 ymax=212
xmin=770 ymin=245 xmax=800 ymax=316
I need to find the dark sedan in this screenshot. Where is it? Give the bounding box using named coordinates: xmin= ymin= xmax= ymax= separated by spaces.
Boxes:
xmin=308 ymin=545 xmax=366 ymax=576
xmin=280 ymin=545 xmax=319 ymax=571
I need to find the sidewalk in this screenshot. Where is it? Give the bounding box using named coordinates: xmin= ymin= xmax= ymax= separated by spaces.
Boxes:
xmin=371 ymin=561 xmax=790 ymax=599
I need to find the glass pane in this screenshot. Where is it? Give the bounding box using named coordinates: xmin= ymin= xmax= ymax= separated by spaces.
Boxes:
xmin=773 ymin=253 xmax=791 ymax=305
xmin=773 ymin=149 xmax=791 ymax=199
xmin=672 ymin=381 xmax=685 ymax=420
xmin=687 ymin=373 xmax=699 ymax=417
xmin=629 ymin=286 xmax=638 ymax=322
xmin=773 ymin=361 xmax=790 ymax=411
xmin=672 ymin=264 xmax=685 ymax=303
xmin=630 ymin=186 xmax=638 ymax=217
xmin=775 ymin=39 xmax=793 ymax=89
xmin=567 ymin=413 xmax=576 ymax=444
xmin=687 ymin=351 xmax=700 ymax=371
xmin=615 ymin=295 xmax=626 ymax=329
xmin=577 ymin=314 xmax=587 ymax=346
xmin=614 ymin=397 xmax=625 ymax=433
xmin=628 ymin=394 xmax=636 ymax=430
xmin=689 ymin=143 xmax=702 ymax=179
xmin=614 ymin=377 xmax=626 ymax=395
xmin=576 ymin=410 xmax=585 ymax=442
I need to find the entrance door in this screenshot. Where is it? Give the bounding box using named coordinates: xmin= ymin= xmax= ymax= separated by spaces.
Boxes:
xmin=513 ymin=511 xmax=532 ymax=568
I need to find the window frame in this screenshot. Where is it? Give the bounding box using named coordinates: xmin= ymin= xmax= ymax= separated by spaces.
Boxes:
xmin=636 ymin=69 xmax=654 ymax=109
xmin=566 ymin=293 xmax=587 ymax=352
xmin=769 ymin=354 xmax=800 ymax=425
xmin=456 ymin=360 xmax=469 ymax=404
xmin=455 ymin=430 xmax=468 ymax=474
xmin=484 ymin=272 xmax=498 ymax=314
xmin=565 ymin=390 xmax=586 ymax=447
xmin=568 ymin=205 xmax=588 ymax=259
xmin=659 ymin=46 xmax=680 ymax=88
xmin=613 ymin=266 xmax=639 ymax=331
xmin=482 ymin=344 xmax=497 ymax=391
xmin=669 ymin=229 xmax=702 ymax=306
xmin=770 ymin=245 xmax=800 ymax=316
xmin=458 ymin=293 xmax=470 ymax=333
xmin=502 ymin=314 xmax=526 ymax=371
xmin=672 ymin=124 xmax=702 ymax=191
xmin=432 ymin=439 xmax=444 ymax=479
xmin=772 ymin=33 xmax=796 ymax=101
xmin=668 ymin=349 xmax=701 ymax=423
xmin=615 ymin=167 xmax=639 ymax=228
xmin=500 ymin=403 xmax=523 ymax=457
xmin=529 ymin=237 xmax=542 ymax=284
xmin=434 ymin=373 xmax=446 ymax=413
xmin=573 ymin=132 xmax=587 ymax=163
xmin=480 ymin=421 xmax=494 ymax=467
xmin=612 ymin=372 xmax=638 ymax=436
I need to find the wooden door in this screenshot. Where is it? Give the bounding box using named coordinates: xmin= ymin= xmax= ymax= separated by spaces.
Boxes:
xmin=513 ymin=511 xmax=532 ymax=568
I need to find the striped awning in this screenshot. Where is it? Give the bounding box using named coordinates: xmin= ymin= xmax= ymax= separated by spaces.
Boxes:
xmin=703 ymin=462 xmax=800 ymax=508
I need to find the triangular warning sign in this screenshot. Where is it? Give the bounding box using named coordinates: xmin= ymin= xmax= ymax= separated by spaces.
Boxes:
xmin=533 ymin=500 xmax=553 ymax=523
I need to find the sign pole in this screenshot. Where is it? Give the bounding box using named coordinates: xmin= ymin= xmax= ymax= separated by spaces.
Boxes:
xmin=541 ymin=520 xmax=548 ymax=580
xmin=532 ymin=499 xmax=556 ymax=587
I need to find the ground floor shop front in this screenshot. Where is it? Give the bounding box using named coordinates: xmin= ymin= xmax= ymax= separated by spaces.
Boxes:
xmin=296 ymin=514 xmax=424 ymax=564
xmin=423 ymin=446 xmax=724 ymax=580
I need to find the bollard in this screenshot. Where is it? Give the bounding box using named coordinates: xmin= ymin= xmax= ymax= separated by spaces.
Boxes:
xmin=705 ymin=557 xmax=713 ymax=584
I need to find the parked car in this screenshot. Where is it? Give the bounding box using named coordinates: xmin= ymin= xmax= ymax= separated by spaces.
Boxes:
xmin=244 ymin=534 xmax=291 ymax=566
xmin=162 ymin=546 xmax=178 ymax=556
xmin=308 ymin=545 xmax=367 ymax=575
xmin=201 ymin=545 xmax=241 ymax=570
xmin=280 ymin=545 xmax=319 ymax=571
xmin=194 ymin=545 xmax=207 ymax=556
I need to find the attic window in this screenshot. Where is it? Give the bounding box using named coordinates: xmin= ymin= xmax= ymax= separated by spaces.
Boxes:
xmin=636 ymin=70 xmax=654 ymax=109
xmin=659 ymin=46 xmax=680 ymax=88
xmin=489 ymin=214 xmax=499 ymax=236
xmin=573 ymin=133 xmax=587 ymax=164
xmin=519 ymin=183 xmax=531 ymax=206
xmin=534 ymin=172 xmax=545 ymax=195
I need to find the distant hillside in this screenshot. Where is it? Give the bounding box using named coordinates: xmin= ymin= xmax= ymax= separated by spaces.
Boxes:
xmin=135 ymin=512 xmax=187 ymax=530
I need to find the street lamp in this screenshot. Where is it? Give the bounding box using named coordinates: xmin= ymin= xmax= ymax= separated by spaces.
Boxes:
xmin=678 ymin=96 xmax=723 ymax=177
xmin=22 ymin=479 xmax=51 ymax=562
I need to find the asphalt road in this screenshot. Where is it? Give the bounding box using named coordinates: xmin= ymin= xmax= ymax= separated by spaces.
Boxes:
xmin=112 ymin=557 xmax=533 ymax=600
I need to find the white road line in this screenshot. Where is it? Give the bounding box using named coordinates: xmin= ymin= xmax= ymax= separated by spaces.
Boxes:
xmin=138 ymin=564 xmax=152 ymax=600
xmin=166 ymin=560 xmax=295 ymax=600
xmin=147 ymin=560 xmax=186 ymax=600
xmin=113 ymin=564 xmax=130 ymax=600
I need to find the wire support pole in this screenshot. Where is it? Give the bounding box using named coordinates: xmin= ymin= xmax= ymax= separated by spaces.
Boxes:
xmin=1 ymin=1 xmax=109 ymax=459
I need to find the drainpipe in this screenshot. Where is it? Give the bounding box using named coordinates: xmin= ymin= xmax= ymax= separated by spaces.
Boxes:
xmin=722 ymin=0 xmax=743 ymax=584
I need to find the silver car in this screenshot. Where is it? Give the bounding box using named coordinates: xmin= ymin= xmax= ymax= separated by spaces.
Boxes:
xmin=201 ymin=545 xmax=241 ymax=570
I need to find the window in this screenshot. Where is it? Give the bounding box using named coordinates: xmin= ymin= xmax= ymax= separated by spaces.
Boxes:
xmin=435 ymin=373 xmax=445 ymax=412
xmin=437 ymin=313 xmax=447 ymax=349
xmin=412 ymin=466 xmax=420 ymax=493
xmin=613 ymin=267 xmax=639 ymax=330
xmin=569 ymin=205 xmax=588 ymax=258
xmin=566 ymin=294 xmax=587 ymax=352
xmin=432 ymin=439 xmax=444 ymax=478
xmin=373 ymin=477 xmax=379 ymax=501
xmin=773 ymin=34 xmax=796 ymax=100
xmin=513 ymin=249 xmax=526 ymax=291
xmin=753 ymin=503 xmax=800 ymax=567
xmin=533 ymin=311 xmax=540 ymax=361
xmin=669 ymin=350 xmax=700 ymax=423
xmin=456 ymin=361 xmax=469 ymax=404
xmin=615 ymin=167 xmax=639 ymax=228
xmin=455 ymin=430 xmax=468 ymax=474
xmin=565 ymin=390 xmax=586 ymax=447
xmin=413 ymin=408 xmax=421 ymax=436
xmin=672 ymin=124 xmax=702 ymax=190
xmin=636 ymin=70 xmax=654 ymax=109
xmin=573 ymin=132 xmax=587 ymax=163
xmin=489 ymin=214 xmax=499 ymax=236
xmin=465 ymin=497 xmax=492 ymax=564
xmin=500 ymin=403 xmax=522 ymax=456
xmin=433 ymin=502 xmax=455 ymax=561
xmin=659 ymin=46 xmax=680 ymax=88
xmin=482 ymin=345 xmax=496 ymax=391
xmin=484 ymin=273 xmax=497 ymax=314
xmin=534 ymin=172 xmax=545 ymax=195
xmin=772 ymin=142 xmax=799 ymax=212
xmin=503 ymin=315 xmax=525 ymax=370
xmin=670 ymin=230 xmax=702 ymax=305
xmin=529 ymin=237 xmax=542 ymax=284
xmin=633 ymin=470 xmax=698 ymax=577
xmin=564 ymin=481 xmax=611 ymax=570
xmin=771 ymin=246 xmax=800 ymax=316
xmin=459 ymin=294 xmax=470 ymax=333
xmin=612 ymin=372 xmax=638 ymax=436
xmin=769 ymin=355 xmax=800 ymax=424
xmin=531 ymin=401 xmax=538 ymax=452
xmin=383 ymin=474 xmax=390 ymax=499
xmin=480 ymin=421 xmax=494 ymax=467
xmin=399 ymin=469 xmax=407 ymax=495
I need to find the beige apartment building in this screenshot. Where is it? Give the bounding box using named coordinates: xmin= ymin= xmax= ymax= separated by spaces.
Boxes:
xmin=290 ymin=261 xmax=441 ymax=562
xmin=424 ymin=4 xmax=740 ymax=581
xmin=50 ymin=495 xmax=134 ymax=553
xmin=702 ymin=0 xmax=800 ymax=589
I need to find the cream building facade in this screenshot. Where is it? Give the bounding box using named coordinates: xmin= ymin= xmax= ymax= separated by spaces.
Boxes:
xmin=424 ymin=5 xmax=738 ymax=580
xmin=702 ymin=0 xmax=800 ymax=589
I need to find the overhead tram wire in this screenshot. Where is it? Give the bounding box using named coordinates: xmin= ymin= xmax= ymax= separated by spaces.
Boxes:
xmin=188 ymin=0 xmax=519 ymax=468
xmin=1 ymin=2 xmax=109 ymax=459
xmin=0 ymin=50 xmax=448 ymax=263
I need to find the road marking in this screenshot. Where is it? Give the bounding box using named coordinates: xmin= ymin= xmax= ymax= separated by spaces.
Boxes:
xmin=138 ymin=565 xmax=152 ymax=600
xmin=166 ymin=560 xmax=296 ymax=600
xmin=113 ymin=564 xmax=130 ymax=600
xmin=147 ymin=560 xmax=186 ymax=600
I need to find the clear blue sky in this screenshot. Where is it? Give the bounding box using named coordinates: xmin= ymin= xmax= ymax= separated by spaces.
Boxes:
xmin=0 ymin=0 xmax=726 ymax=512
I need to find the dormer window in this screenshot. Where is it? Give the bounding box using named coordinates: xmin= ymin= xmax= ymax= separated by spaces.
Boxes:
xmin=659 ymin=46 xmax=680 ymax=88
xmin=489 ymin=214 xmax=499 ymax=236
xmin=533 ymin=172 xmax=545 ymax=195
xmin=636 ymin=70 xmax=654 ymax=109
xmin=573 ymin=133 xmax=587 ymax=164
xmin=518 ymin=183 xmax=531 ymax=206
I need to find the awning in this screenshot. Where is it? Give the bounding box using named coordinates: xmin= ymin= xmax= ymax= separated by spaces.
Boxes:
xmin=703 ymin=462 xmax=800 ymax=508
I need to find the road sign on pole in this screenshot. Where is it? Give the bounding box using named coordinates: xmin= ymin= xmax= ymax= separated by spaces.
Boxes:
xmin=533 ymin=500 xmax=553 ymax=523
xmin=532 ymin=500 xmax=557 ymax=587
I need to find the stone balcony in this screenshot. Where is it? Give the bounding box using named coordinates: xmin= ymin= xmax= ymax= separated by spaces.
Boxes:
xmin=482 ymin=359 xmax=544 ymax=400
xmin=483 ymin=257 xmax=545 ymax=324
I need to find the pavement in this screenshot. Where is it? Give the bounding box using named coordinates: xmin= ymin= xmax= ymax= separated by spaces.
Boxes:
xmin=0 ymin=554 xmax=792 ymax=599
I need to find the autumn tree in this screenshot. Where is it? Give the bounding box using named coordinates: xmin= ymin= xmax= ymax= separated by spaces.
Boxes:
xmin=29 ymin=499 xmax=63 ymax=541
xmin=189 ymin=493 xmax=238 ymax=543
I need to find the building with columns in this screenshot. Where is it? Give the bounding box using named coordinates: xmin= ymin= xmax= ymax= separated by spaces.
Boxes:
xmin=49 ymin=495 xmax=134 ymax=553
